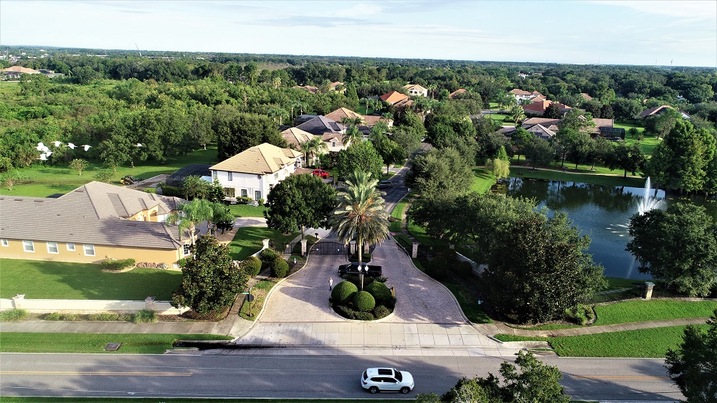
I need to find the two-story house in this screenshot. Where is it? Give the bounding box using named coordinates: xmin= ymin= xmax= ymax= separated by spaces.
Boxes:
xmin=209 ymin=143 xmax=303 ymax=203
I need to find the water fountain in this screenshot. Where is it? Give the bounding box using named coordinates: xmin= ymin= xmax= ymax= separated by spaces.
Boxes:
xmin=638 ymin=177 xmax=662 ymax=215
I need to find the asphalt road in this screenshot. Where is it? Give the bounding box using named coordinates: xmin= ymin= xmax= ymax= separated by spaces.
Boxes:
xmin=0 ymin=353 xmax=682 ymax=400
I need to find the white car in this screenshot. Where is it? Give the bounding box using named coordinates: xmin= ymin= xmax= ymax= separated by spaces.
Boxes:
xmin=361 ymin=367 xmax=414 ymax=394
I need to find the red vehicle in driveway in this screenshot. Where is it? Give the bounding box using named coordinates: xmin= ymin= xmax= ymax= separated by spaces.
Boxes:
xmin=312 ymin=169 xmax=330 ymax=179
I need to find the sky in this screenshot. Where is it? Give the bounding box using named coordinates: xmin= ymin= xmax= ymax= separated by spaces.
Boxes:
xmin=1 ymin=0 xmax=716 ymax=67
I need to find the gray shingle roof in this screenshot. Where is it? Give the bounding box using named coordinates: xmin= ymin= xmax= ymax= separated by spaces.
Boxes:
xmin=0 ymin=182 xmax=183 ymax=250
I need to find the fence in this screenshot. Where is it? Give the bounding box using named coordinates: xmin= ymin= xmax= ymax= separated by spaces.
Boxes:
xmin=0 ymin=294 xmax=188 ymax=315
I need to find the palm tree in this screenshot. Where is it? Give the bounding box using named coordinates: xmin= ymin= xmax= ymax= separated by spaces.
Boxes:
xmin=166 ymin=199 xmax=215 ymax=245
xmin=301 ymin=136 xmax=326 ymax=167
xmin=333 ymin=170 xmax=390 ymax=290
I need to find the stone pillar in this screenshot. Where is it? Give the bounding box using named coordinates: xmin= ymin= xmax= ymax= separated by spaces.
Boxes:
xmin=350 ymin=241 xmax=356 ymax=254
xmin=145 ymin=296 xmax=156 ymax=311
xmin=411 ymin=242 xmax=419 ymax=259
xmin=644 ymin=282 xmax=655 ymax=300
xmin=300 ymin=239 xmax=308 ymax=256
xmin=12 ymin=294 xmax=25 ymax=309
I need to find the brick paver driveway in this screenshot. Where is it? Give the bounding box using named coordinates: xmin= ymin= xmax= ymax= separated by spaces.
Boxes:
xmin=254 ymin=233 xmax=467 ymax=324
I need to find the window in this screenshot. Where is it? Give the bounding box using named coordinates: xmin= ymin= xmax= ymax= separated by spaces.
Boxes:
xmin=66 ymin=243 xmax=76 ymax=251
xmin=241 ymin=189 xmax=248 ymax=198
xmin=228 ymin=172 xmax=233 ymax=181
xmin=332 ymin=141 xmax=336 ymax=147
xmin=212 ymin=171 xmax=217 ymax=180
xmin=83 ymin=244 xmax=95 ymax=256
xmin=22 ymin=240 xmax=34 ymax=252
xmin=183 ymin=244 xmax=191 ymax=255
xmin=1 ymin=239 xmax=8 ymax=247
xmin=254 ymin=191 xmax=261 ymax=201
xmin=224 ymin=188 xmax=235 ymax=198
xmin=46 ymin=242 xmax=59 ymax=254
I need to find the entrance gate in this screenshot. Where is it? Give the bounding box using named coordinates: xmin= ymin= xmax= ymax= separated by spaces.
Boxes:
xmin=311 ymin=241 xmax=348 ymax=255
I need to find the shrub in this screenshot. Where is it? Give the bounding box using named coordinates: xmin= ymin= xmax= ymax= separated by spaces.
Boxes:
xmin=0 ymin=308 xmax=28 ymax=321
xmin=353 ymin=291 xmax=376 ymax=312
xmin=374 ymin=305 xmax=391 ymax=319
xmin=87 ymin=312 xmax=128 ymax=321
xmin=100 ymin=258 xmax=136 ymax=271
xmin=365 ymin=281 xmax=392 ymax=304
xmin=565 ymin=304 xmax=596 ymax=325
xmin=242 ymin=256 xmax=262 ymax=276
xmin=427 ymin=255 xmax=449 ymax=279
xmin=158 ymin=184 xmax=182 ymax=197
xmin=44 ymin=312 xmax=78 ymax=321
xmin=331 ymin=281 xmax=358 ymax=304
xmin=132 ymin=309 xmax=157 ymax=323
xmin=333 ymin=304 xmax=375 ymax=320
xmin=260 ymin=248 xmax=280 ymax=270
xmin=271 ymin=258 xmax=290 ymax=278
xmin=456 ymin=261 xmax=474 ymax=276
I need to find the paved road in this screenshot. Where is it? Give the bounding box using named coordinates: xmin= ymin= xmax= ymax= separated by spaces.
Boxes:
xmin=0 ymin=353 xmax=682 ymax=401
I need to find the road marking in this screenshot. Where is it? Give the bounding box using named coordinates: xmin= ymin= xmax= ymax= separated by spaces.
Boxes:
xmin=0 ymin=371 xmax=192 ymax=377
xmin=574 ymin=375 xmax=666 ymax=381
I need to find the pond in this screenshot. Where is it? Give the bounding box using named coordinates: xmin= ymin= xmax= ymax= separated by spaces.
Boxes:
xmin=504 ymin=178 xmax=717 ymax=279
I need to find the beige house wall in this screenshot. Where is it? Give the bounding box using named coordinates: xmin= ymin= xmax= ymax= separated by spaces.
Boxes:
xmin=0 ymin=239 xmax=183 ymax=267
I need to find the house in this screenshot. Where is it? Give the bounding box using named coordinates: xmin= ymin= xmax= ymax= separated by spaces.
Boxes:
xmin=449 ymin=89 xmax=467 ymax=99
xmin=281 ymin=127 xmax=315 ymax=149
xmin=522 ymin=99 xmax=572 ymax=116
xmin=2 ymin=65 xmax=40 ymax=79
xmin=325 ymin=107 xmax=364 ymax=125
xmin=209 ymin=143 xmax=303 ymax=203
xmin=380 ymin=90 xmax=410 ymax=106
xmin=294 ymin=85 xmax=319 ymax=94
xmin=328 ymin=81 xmax=345 ymax=93
xmin=363 ymin=115 xmax=393 ymax=129
xmin=580 ymin=93 xmax=593 ymax=102
xmin=0 ymin=182 xmax=188 ymax=267
xmin=403 ymin=83 xmax=428 ymax=97
xmin=296 ymin=116 xmax=345 ymax=136
xmin=638 ymin=105 xmax=690 ymax=120
xmin=521 ymin=116 xmax=623 ymax=139
xmin=510 ymin=89 xmax=544 ymax=103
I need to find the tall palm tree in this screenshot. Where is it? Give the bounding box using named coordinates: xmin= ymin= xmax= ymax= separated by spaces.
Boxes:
xmin=301 ymin=136 xmax=326 ymax=167
xmin=333 ymin=170 xmax=390 ymax=290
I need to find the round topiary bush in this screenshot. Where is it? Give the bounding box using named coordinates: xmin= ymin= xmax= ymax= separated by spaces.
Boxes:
xmin=365 ymin=281 xmax=392 ymax=304
xmin=353 ymin=291 xmax=376 ymax=312
xmin=332 ymin=281 xmax=358 ymax=304
xmin=271 ymin=258 xmax=290 ymax=278
xmin=242 ymin=256 xmax=262 ymax=276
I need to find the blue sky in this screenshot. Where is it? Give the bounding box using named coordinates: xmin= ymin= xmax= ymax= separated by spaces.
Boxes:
xmin=2 ymin=0 xmax=715 ymax=67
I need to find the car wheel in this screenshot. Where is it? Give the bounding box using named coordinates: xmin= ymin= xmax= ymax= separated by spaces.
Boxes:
xmin=400 ymin=387 xmax=410 ymax=394
xmin=369 ymin=386 xmax=379 ymax=394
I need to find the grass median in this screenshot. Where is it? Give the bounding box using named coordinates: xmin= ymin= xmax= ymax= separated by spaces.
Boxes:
xmin=0 ymin=333 xmax=232 ymax=354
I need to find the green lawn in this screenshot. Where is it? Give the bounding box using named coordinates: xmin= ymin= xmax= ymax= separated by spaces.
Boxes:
xmin=228 ymin=227 xmax=298 ymax=260
xmin=389 ymin=198 xmax=409 ymax=232
xmin=511 ymin=166 xmax=645 ymax=187
xmin=548 ymin=325 xmax=708 ymax=357
xmin=0 ymin=147 xmax=218 ymax=198
xmin=0 ymin=259 xmax=181 ymax=300
xmin=471 ymin=167 xmax=496 ymax=194
xmin=0 ymin=332 xmax=231 ymax=354
xmin=228 ymin=203 xmax=267 ymax=217
xmin=593 ymin=300 xmax=717 ymax=326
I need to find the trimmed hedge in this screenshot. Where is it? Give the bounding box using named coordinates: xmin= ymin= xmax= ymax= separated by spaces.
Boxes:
xmin=331 ymin=281 xmax=358 ymax=304
xmin=353 ymin=291 xmax=376 ymax=312
xmin=100 ymin=258 xmax=136 ymax=271
xmin=365 ymin=281 xmax=391 ymax=305
xmin=242 ymin=256 xmax=262 ymax=276
xmin=272 ymin=258 xmax=290 ymax=278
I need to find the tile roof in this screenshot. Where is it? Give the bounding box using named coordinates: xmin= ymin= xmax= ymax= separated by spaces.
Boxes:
xmin=0 ymin=182 xmax=183 ymax=249
xmin=522 ymin=117 xmax=561 ymax=128
xmin=380 ymin=91 xmax=409 ymax=105
xmin=281 ymin=127 xmax=315 ymax=147
xmin=638 ymin=105 xmax=673 ymax=119
xmin=449 ymin=89 xmax=467 ymax=98
xmin=580 ymin=92 xmax=593 ymax=101
xmin=510 ymin=88 xmax=533 ymax=96
xmin=363 ymin=115 xmax=392 ymax=127
xmin=325 ymin=107 xmax=364 ymax=124
xmin=527 ymin=124 xmax=556 ymax=139
xmin=296 ymin=116 xmax=344 ymax=135
xmin=2 ymin=66 xmax=39 ymax=74
xmin=210 ymin=143 xmax=302 ymax=175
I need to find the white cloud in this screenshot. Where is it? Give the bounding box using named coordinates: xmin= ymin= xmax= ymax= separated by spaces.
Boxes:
xmin=334 ymin=2 xmax=383 ymax=18
xmin=597 ymin=0 xmax=716 ymax=20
